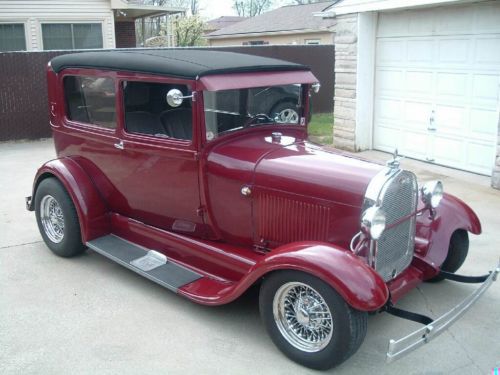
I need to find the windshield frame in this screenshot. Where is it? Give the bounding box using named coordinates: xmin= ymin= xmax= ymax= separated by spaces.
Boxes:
xmin=202 ymin=83 xmax=307 ymax=140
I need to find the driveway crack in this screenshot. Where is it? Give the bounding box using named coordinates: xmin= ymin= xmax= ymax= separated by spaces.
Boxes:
xmin=0 ymin=240 xmax=42 ymax=249
xmin=447 ymin=330 xmax=483 ymax=374
xmin=416 ymin=286 xmax=435 ymax=315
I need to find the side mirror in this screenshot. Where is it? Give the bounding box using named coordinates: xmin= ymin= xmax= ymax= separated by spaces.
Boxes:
xmin=311 ymin=82 xmax=321 ymax=94
xmin=166 ymin=89 xmax=193 ymax=107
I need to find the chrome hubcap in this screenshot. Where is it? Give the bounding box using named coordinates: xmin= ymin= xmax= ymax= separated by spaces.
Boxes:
xmin=40 ymin=195 xmax=64 ymax=243
xmin=276 ymin=108 xmax=299 ymax=124
xmin=273 ymin=282 xmax=333 ymax=352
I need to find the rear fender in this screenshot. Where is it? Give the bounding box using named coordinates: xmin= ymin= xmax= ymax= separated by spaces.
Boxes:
xmin=254 ymin=242 xmax=389 ymax=311
xmin=32 ymin=158 xmax=109 ymax=242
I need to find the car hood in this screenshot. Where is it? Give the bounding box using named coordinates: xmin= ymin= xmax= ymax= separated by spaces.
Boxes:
xmin=253 ymin=138 xmax=383 ymax=208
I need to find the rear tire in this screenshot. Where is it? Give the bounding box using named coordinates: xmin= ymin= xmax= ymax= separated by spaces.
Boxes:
xmin=428 ymin=230 xmax=469 ymax=282
xmin=35 ymin=178 xmax=86 ymax=257
xmin=259 ymin=270 xmax=367 ymax=370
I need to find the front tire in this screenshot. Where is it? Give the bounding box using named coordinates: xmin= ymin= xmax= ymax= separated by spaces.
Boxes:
xmin=428 ymin=230 xmax=469 ymax=282
xmin=35 ymin=178 xmax=86 ymax=257
xmin=259 ymin=271 xmax=367 ymax=370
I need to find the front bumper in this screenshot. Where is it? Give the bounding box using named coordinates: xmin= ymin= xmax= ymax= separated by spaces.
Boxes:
xmin=386 ymin=260 xmax=500 ymax=362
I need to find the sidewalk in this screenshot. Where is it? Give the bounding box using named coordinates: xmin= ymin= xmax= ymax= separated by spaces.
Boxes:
xmin=1 ymin=139 xmax=499 ymax=375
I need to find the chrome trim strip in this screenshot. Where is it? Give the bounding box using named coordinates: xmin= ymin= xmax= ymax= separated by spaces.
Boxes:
xmin=386 ymin=260 xmax=500 ymax=362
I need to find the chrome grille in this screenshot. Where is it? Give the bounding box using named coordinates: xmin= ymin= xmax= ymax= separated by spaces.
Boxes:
xmin=374 ymin=170 xmax=418 ymax=281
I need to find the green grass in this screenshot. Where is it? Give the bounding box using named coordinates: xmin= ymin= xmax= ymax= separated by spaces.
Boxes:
xmin=308 ymin=112 xmax=334 ymax=144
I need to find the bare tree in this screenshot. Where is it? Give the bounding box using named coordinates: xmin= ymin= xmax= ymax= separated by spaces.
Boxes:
xmin=190 ymin=0 xmax=199 ymax=15
xmin=233 ymin=0 xmax=273 ymax=17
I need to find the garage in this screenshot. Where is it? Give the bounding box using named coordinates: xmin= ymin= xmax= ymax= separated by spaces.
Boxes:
xmin=372 ymin=3 xmax=500 ymax=175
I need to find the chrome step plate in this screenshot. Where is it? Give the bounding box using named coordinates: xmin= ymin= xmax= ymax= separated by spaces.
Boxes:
xmin=86 ymin=234 xmax=202 ymax=292
xmin=131 ymin=250 xmax=167 ymax=271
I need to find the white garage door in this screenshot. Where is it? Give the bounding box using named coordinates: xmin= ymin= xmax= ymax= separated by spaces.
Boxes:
xmin=373 ymin=3 xmax=500 ymax=175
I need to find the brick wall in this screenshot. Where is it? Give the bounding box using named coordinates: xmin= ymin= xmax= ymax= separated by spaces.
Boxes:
xmin=332 ymin=14 xmax=358 ymax=152
xmin=492 ymin=115 xmax=500 ymax=189
xmin=115 ymin=21 xmax=136 ymax=48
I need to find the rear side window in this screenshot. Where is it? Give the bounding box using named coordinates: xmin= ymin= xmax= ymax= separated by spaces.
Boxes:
xmin=63 ymin=76 xmax=116 ymax=129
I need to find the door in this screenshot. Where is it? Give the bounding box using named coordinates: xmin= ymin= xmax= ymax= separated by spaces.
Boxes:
xmin=109 ymin=78 xmax=204 ymax=235
xmin=373 ymin=3 xmax=500 ymax=175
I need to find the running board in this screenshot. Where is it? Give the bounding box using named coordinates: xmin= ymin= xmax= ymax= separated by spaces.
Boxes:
xmin=86 ymin=234 xmax=202 ymax=292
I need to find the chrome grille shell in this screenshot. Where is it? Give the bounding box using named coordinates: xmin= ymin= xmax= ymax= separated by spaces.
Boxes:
xmin=363 ymin=168 xmax=419 ymax=281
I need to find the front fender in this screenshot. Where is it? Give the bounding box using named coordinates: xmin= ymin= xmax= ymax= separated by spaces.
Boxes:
xmin=439 ymin=193 xmax=481 ymax=234
xmin=32 ymin=157 xmax=109 ymax=242
xmin=254 ymin=242 xmax=389 ymax=311
xmin=417 ymin=193 xmax=481 ymax=270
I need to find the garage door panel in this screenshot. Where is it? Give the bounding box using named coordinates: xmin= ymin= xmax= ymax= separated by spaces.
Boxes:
xmin=376 ymin=98 xmax=402 ymax=121
xmin=438 ymin=39 xmax=469 ymax=65
xmin=377 ymin=12 xmax=409 ymax=37
xmin=433 ymin=136 xmax=465 ymax=166
xmin=435 ymin=105 xmax=466 ymax=134
xmin=407 ymin=71 xmax=433 ymax=96
xmin=400 ymin=131 xmax=428 ymax=159
xmin=470 ymin=108 xmax=499 ymax=136
xmin=436 ymin=7 xmax=473 ymax=34
xmin=376 ymin=40 xmax=405 ymax=64
xmin=475 ymin=5 xmax=500 ymax=33
xmin=374 ymin=125 xmax=400 ymax=151
xmin=408 ymin=9 xmax=434 ymax=35
xmin=375 ymin=69 xmax=404 ymax=92
xmin=404 ymin=101 xmax=432 ymax=126
xmin=475 ymin=38 xmax=500 ymax=66
xmin=467 ymin=142 xmax=496 ymax=173
xmin=472 ymin=74 xmax=500 ymax=105
xmin=407 ymin=39 xmax=433 ymax=63
xmin=436 ymin=73 xmax=467 ymax=99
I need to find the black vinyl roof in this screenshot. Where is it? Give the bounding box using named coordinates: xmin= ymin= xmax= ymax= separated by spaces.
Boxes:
xmin=50 ymin=49 xmax=310 ymax=79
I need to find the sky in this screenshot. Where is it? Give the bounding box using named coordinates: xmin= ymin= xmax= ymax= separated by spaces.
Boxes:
xmin=198 ymin=0 xmax=291 ymax=20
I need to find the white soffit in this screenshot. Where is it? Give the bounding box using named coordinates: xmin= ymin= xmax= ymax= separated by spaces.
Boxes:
xmin=322 ymin=0 xmax=477 ymax=15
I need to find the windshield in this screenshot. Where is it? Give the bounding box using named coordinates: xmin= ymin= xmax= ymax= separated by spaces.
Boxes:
xmin=203 ymin=84 xmax=303 ymax=141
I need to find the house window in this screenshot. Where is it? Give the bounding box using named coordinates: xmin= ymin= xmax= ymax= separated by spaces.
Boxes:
xmin=64 ymin=76 xmax=116 ymax=129
xmin=242 ymin=41 xmax=269 ymax=46
xmin=42 ymin=23 xmax=103 ymax=50
xmin=0 ymin=23 xmax=26 ymax=52
xmin=305 ymin=39 xmax=320 ymax=45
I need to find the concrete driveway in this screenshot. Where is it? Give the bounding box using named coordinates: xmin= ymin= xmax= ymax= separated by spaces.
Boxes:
xmin=1 ymin=139 xmax=499 ymax=374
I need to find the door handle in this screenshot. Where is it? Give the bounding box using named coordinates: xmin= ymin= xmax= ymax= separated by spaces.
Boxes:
xmin=428 ymin=110 xmax=436 ymax=132
xmin=114 ymin=140 xmax=124 ymax=150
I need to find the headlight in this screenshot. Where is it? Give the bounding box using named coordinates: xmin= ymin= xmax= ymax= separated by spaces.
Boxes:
xmin=421 ymin=180 xmax=443 ymax=208
xmin=361 ymin=206 xmax=386 ymax=240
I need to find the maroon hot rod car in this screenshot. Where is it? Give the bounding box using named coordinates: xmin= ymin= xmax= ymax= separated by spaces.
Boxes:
xmin=27 ymin=50 xmax=498 ymax=370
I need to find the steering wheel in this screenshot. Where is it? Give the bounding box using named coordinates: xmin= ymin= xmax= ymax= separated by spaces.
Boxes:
xmin=243 ymin=113 xmax=274 ymax=128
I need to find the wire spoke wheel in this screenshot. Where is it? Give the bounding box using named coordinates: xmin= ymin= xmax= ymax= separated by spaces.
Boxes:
xmin=40 ymin=195 xmax=65 ymax=243
xmin=276 ymin=108 xmax=299 ymax=124
xmin=273 ymin=282 xmax=333 ymax=352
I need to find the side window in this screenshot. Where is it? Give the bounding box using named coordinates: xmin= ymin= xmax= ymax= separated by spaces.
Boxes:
xmin=123 ymin=81 xmax=192 ymax=141
xmin=64 ymin=76 xmax=116 ymax=129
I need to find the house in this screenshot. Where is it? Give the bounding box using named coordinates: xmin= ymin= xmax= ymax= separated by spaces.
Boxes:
xmin=204 ymin=16 xmax=247 ymax=35
xmin=0 ymin=0 xmax=185 ymax=51
xmin=205 ymin=2 xmax=336 ymax=46
xmin=317 ymin=0 xmax=500 ymax=187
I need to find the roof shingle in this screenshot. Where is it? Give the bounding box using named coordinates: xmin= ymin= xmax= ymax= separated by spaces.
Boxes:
xmin=206 ymin=2 xmax=336 ymax=38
